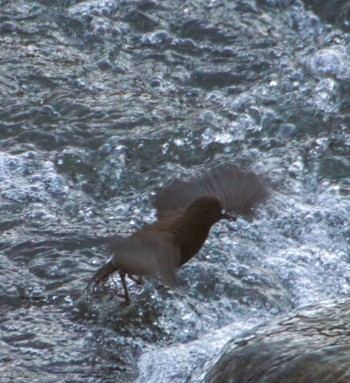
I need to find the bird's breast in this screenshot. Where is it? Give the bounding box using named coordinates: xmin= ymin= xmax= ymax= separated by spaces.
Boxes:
xmin=177 ymin=225 xmax=211 ymax=265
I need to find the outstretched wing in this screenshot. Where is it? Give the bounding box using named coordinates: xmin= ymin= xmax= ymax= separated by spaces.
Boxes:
xmin=153 ymin=164 xmax=268 ymax=220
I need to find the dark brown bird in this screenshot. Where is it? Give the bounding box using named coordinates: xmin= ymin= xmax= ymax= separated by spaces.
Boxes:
xmin=87 ymin=164 xmax=267 ymax=304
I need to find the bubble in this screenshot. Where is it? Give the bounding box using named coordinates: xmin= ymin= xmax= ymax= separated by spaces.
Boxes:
xmin=199 ymin=110 xmax=216 ymax=122
xmin=30 ymin=286 xmax=45 ymax=300
xmin=69 ymin=0 xmax=118 ymax=18
xmin=0 ymin=21 xmax=19 ymax=33
xmin=38 ymin=105 xmax=58 ymax=116
xmin=97 ymin=60 xmax=111 ymax=71
xmin=279 ymin=123 xmax=298 ymax=138
xmin=150 ymin=77 xmax=162 ymax=87
xmin=309 ymin=48 xmax=346 ymax=79
xmin=141 ymin=30 xmax=171 ymax=46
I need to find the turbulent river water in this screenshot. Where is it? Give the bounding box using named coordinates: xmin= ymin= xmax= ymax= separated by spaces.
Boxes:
xmin=1 ymin=0 xmax=350 ymax=382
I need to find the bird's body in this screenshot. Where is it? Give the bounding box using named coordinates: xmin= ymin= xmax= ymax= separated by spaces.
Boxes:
xmin=87 ymin=165 xmax=267 ymax=304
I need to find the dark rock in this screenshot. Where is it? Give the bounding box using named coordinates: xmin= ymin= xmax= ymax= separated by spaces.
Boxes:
xmin=203 ymin=299 xmax=350 ymax=383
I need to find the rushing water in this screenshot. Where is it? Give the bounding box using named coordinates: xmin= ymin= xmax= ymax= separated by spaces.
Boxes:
xmin=1 ymin=0 xmax=350 ymax=382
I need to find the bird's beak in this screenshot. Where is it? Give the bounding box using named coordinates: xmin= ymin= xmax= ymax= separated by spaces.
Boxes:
xmin=221 ymin=210 xmax=237 ymax=222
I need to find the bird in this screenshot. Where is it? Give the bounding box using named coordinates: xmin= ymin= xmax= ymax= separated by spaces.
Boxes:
xmin=86 ymin=164 xmax=268 ymax=304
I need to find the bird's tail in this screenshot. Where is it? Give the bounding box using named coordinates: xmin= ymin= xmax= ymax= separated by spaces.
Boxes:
xmin=85 ymin=260 xmax=118 ymax=293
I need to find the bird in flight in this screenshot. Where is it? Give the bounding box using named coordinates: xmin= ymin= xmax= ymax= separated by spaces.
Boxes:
xmin=86 ymin=164 xmax=268 ymax=304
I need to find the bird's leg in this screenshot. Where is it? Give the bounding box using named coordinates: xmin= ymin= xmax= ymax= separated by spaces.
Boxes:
xmin=128 ymin=274 xmax=144 ymax=285
xmin=119 ymin=271 xmax=131 ymax=305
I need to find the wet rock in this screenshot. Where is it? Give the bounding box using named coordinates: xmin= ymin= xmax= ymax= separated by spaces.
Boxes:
xmin=304 ymin=0 xmax=350 ymax=31
xmin=203 ymin=299 xmax=350 ymax=383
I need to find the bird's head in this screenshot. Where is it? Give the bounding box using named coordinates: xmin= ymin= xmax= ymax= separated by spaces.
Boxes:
xmin=184 ymin=196 xmax=236 ymax=226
